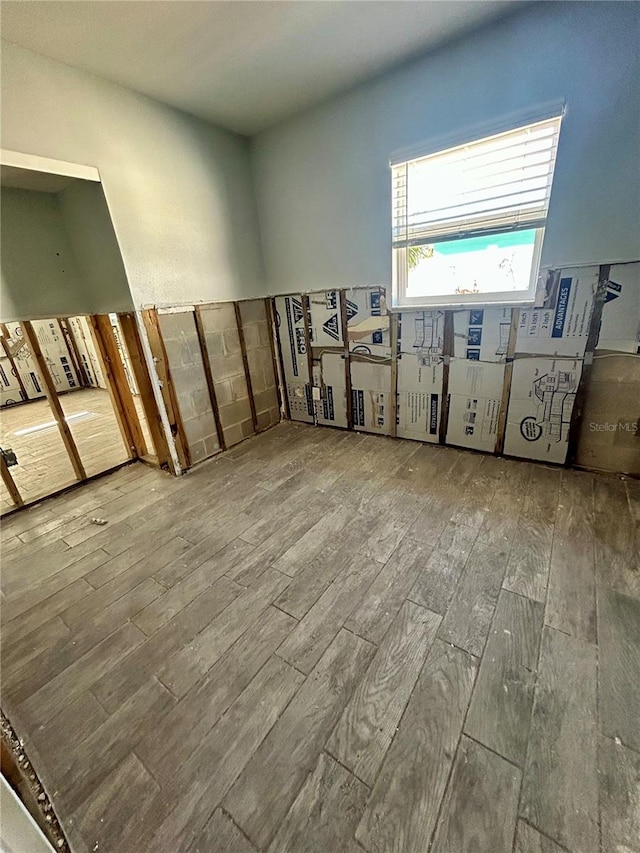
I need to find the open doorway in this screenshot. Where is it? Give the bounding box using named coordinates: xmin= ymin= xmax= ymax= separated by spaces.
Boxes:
xmin=0 ymin=156 xmax=165 ymax=514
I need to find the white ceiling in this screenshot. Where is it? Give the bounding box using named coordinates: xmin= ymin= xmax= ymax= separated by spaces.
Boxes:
xmin=1 ymin=0 xmax=523 ymax=135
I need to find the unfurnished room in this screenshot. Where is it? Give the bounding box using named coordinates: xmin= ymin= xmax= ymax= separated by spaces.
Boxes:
xmin=0 ymin=2 xmax=638 ymax=852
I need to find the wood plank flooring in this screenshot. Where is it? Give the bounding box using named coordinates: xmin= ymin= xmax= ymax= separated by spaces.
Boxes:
xmin=1 ymin=421 xmax=638 ymax=853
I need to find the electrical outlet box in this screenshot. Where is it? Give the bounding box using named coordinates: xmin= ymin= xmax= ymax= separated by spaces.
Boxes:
xmin=312 ymin=385 xmax=322 ymax=401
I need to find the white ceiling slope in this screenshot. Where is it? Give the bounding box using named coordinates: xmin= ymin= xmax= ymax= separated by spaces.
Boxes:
xmin=1 ymin=0 xmax=522 ymax=135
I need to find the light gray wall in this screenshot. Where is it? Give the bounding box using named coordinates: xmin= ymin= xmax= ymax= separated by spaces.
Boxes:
xmin=1 ymin=187 xmax=87 ymax=320
xmin=251 ymin=1 xmax=640 ymax=294
xmin=1 ymin=42 xmax=265 ymax=307
xmin=58 ymin=180 xmax=133 ymax=315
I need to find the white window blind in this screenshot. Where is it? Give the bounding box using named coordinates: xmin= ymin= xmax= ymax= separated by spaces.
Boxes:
xmin=392 ymin=115 xmax=563 ymax=248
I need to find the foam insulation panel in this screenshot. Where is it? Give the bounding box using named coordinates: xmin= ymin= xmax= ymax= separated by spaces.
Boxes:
xmin=307 ymin=290 xmax=343 ymax=347
xmin=158 ymin=311 xmax=221 ymax=464
xmin=274 ymin=294 xmax=313 ymax=424
xmin=67 ymin=316 xmax=106 ymax=389
xmin=2 ymin=320 xmax=80 ymax=402
xmin=199 ymin=303 xmax=254 ymax=447
xmin=239 ymin=299 xmax=281 ymax=432
xmin=396 ymin=309 xmax=445 ymax=443
xmin=446 ymin=359 xmax=506 ymax=453
xmin=516 ymin=267 xmax=598 ymax=358
xmin=504 ymin=357 xmax=584 ymax=464
xmin=350 ymin=360 xmax=392 ymax=435
xmin=453 ymin=307 xmax=512 ymax=362
xmin=346 ymin=287 xmax=391 ymax=358
xmin=598 ymin=262 xmax=640 ymax=353
xmin=0 ymin=356 xmax=24 ymax=406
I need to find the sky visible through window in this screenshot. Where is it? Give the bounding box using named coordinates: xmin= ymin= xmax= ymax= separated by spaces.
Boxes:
xmin=407 ymin=229 xmax=537 ymax=298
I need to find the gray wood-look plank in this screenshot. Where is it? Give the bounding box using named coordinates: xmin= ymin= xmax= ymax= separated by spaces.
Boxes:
xmin=597 ymin=585 xmax=640 ymax=751
xmin=356 ymin=640 xmax=477 ymax=853
xmin=513 ymin=821 xmax=568 ymax=853
xmin=502 ymin=466 xmax=561 ymax=602
xmin=190 ymin=810 xmax=258 ymax=853
xmin=598 ymin=734 xmax=640 ymax=853
xmin=266 ymin=753 xmax=369 ymax=853
xmin=464 ymin=589 xmax=543 ymax=766
xmin=430 ymin=735 xmax=521 ymax=853
xmin=437 ymin=537 xmax=511 ymax=657
xmin=0 ymin=423 xmax=629 ymax=853
xmin=545 ymin=470 xmax=596 ymax=641
xmin=594 ymin=477 xmax=640 ymax=599
xmin=345 ymin=537 xmax=432 ymax=645
xmin=276 ymin=553 xmax=382 ymax=674
xmin=520 ymin=627 xmax=598 ymax=853
xmin=328 ymin=601 xmax=440 ymax=785
xmin=224 ymin=629 xmax=375 ymax=849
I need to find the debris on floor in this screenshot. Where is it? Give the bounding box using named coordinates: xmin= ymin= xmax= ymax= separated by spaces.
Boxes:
xmin=90 ymin=517 xmax=108 ymax=526
xmin=0 ymin=711 xmax=70 ymax=853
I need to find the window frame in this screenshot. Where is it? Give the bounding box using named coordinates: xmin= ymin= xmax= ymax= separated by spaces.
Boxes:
xmin=390 ymin=108 xmax=563 ymax=311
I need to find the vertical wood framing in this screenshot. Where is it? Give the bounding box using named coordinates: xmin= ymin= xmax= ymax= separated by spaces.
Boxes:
xmin=140 ymin=309 xmax=191 ymax=470
xmin=339 ymin=290 xmax=353 ymax=430
xmin=438 ymin=311 xmax=454 ymax=445
xmin=19 ymin=321 xmax=87 ymax=481
xmin=389 ymin=312 xmax=399 ymax=439
xmin=301 ymin=294 xmax=316 ymax=424
xmin=88 ymin=315 xmax=146 ymax=460
xmin=265 ymin=297 xmax=285 ymax=421
xmin=270 ymin=297 xmax=290 ymax=420
xmin=193 ymin=306 xmax=226 ymax=451
xmin=566 ymin=264 xmax=611 ymax=467
xmin=117 ymin=313 xmax=170 ymax=467
xmin=495 ymin=308 xmax=520 ymax=455
xmin=59 ymin=317 xmax=90 ymax=387
xmin=1 ymin=453 xmax=23 ymax=507
xmin=233 ymin=302 xmax=259 ymax=433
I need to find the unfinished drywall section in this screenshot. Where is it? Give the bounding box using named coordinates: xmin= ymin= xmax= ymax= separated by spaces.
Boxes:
xmin=251 ymin=1 xmax=640 ymax=294
xmin=57 ymin=181 xmax=133 ymax=314
xmin=1 ymin=42 xmax=265 ymax=307
xmin=1 ymin=187 xmax=86 ymax=320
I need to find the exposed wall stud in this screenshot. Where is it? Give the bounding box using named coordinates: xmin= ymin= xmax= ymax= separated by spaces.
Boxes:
xmin=59 ymin=317 xmax=90 ymax=387
xmin=1 ymin=453 xmax=23 ymax=507
xmin=141 ymin=309 xmax=191 ymax=470
xmin=88 ymin=315 xmax=146 ymax=459
xmin=566 ymin=264 xmax=611 ymax=467
xmin=270 ymin=298 xmax=290 ymax=420
xmin=117 ymin=312 xmax=170 ymax=467
xmin=301 ymin=294 xmax=316 ymax=424
xmin=339 ymin=290 xmax=353 ymax=430
xmin=495 ymin=308 xmax=520 ymax=455
xmin=438 ymin=311 xmax=454 ymax=445
xmin=19 ymin=321 xmax=87 ymax=481
xmin=194 ymin=306 xmax=226 ymax=451
xmin=264 ymin=297 xmax=285 ymax=421
xmin=389 ymin=312 xmax=399 ymax=439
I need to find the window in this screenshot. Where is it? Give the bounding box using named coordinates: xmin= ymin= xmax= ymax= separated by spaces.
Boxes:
xmin=391 ymin=113 xmax=563 ymax=308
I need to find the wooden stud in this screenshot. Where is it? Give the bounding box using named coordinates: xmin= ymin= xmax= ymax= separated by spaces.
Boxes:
xmin=566 ymin=264 xmax=611 ymax=467
xmin=439 ymin=311 xmax=454 ymax=445
xmin=389 ymin=312 xmax=399 ymax=439
xmin=193 ymin=306 xmax=226 ymax=451
xmin=117 ymin=313 xmax=170 ymax=468
xmin=19 ymin=321 xmax=87 ymax=481
xmin=269 ymin=297 xmax=290 ymax=421
xmin=233 ymin=302 xmax=259 ymax=433
xmin=301 ymin=294 xmax=316 ymax=424
xmin=264 ymin=297 xmax=285 ymax=420
xmin=59 ymin=317 xmax=90 ymax=387
xmin=1 ymin=452 xmax=23 ymax=507
xmin=140 ymin=309 xmax=191 ymax=470
xmin=339 ymin=290 xmax=353 ymax=430
xmin=88 ymin=315 xmax=146 ymax=460
xmin=494 ymin=308 xmax=520 ymax=456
